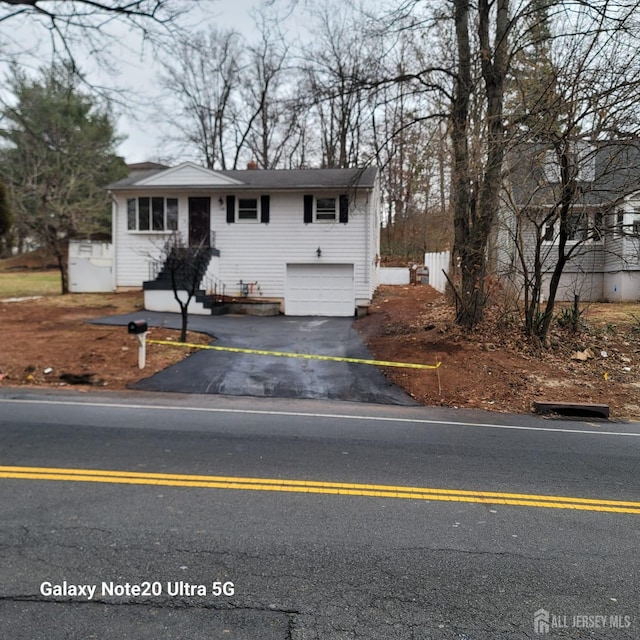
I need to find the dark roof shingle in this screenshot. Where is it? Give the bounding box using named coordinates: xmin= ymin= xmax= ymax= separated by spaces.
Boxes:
xmin=106 ymin=164 xmax=378 ymax=190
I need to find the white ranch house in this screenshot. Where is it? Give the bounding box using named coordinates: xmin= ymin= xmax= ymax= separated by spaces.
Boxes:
xmin=107 ymin=162 xmax=381 ymax=316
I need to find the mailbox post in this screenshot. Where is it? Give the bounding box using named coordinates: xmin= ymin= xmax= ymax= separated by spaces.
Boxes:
xmin=127 ymin=320 xmax=148 ymax=369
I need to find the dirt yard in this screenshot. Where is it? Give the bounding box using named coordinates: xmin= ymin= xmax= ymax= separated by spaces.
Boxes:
xmin=0 ymin=289 xmax=210 ymax=390
xmin=1 ymin=273 xmax=640 ymax=419
xmin=356 ymin=285 xmax=640 ymax=419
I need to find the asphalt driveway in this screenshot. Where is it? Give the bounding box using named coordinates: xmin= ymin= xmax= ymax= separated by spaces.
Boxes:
xmin=92 ymin=312 xmax=416 ymax=405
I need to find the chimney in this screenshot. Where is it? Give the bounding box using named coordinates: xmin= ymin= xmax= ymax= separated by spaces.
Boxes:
xmin=246 ymin=160 xmax=258 ymax=170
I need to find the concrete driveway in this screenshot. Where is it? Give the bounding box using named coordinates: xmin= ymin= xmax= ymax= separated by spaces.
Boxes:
xmin=92 ymin=312 xmax=416 ymax=405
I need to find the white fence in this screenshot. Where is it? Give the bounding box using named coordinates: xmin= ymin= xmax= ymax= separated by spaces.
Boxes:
xmin=379 ymin=267 xmax=410 ymax=285
xmin=423 ymin=251 xmax=450 ymax=293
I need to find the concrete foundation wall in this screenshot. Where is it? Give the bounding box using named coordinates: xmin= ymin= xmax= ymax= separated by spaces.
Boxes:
xmin=144 ymin=289 xmax=211 ymax=315
xmin=540 ymin=271 xmax=604 ymax=302
xmin=603 ymin=271 xmax=640 ymax=302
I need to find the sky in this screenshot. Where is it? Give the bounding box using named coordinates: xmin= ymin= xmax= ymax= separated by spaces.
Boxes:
xmin=1 ymin=0 xmax=382 ymax=166
xmin=112 ymin=0 xmax=268 ymax=163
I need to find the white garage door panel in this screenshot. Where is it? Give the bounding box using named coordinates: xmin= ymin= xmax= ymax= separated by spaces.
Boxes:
xmin=286 ymin=264 xmax=355 ymax=316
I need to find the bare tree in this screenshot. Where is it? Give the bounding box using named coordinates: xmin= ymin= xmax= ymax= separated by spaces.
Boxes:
xmin=301 ymin=2 xmax=380 ymax=168
xmin=0 ymin=1 xmax=199 ymax=73
xmin=238 ymin=9 xmax=305 ymax=169
xmin=158 ymin=10 xmax=313 ymax=171
xmin=500 ymin=1 xmax=640 ymax=343
xmin=158 ymin=28 xmax=243 ymax=170
xmin=372 ymin=75 xmax=450 ymax=259
xmin=157 ymin=233 xmax=212 ymax=342
xmin=355 ymin=0 xmax=512 ymax=323
xmin=447 ymin=0 xmax=511 ymax=328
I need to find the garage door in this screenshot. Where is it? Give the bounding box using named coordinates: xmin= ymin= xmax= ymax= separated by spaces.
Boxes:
xmin=285 ymin=263 xmax=355 ymax=316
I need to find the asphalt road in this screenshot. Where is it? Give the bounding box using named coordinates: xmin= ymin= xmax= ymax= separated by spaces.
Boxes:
xmin=1 ymin=389 xmax=640 ymax=639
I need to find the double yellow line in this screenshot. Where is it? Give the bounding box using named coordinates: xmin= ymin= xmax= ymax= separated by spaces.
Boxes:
xmin=147 ymin=339 xmax=442 ymax=370
xmin=1 ymin=466 xmax=639 ymax=514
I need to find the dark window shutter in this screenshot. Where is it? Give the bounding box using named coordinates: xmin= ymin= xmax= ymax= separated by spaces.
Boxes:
xmin=339 ymin=194 xmax=349 ymax=224
xmin=303 ymin=195 xmax=313 ymax=224
xmin=226 ymin=195 xmax=235 ymax=224
xmin=260 ymin=195 xmax=270 ymax=224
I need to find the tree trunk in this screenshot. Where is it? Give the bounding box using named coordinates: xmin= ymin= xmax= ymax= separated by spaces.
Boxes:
xmin=451 ymin=0 xmax=510 ymax=329
xmin=524 ymin=226 xmax=544 ymax=336
xmin=180 ymin=306 xmax=188 ymax=343
xmin=54 ymin=247 xmax=69 ymax=294
xmin=457 ymin=247 xmax=487 ymax=327
xmin=538 ymin=143 xmax=575 ymax=344
xmin=451 ymin=0 xmax=474 ymax=325
xmin=538 ymin=253 xmax=565 ymax=343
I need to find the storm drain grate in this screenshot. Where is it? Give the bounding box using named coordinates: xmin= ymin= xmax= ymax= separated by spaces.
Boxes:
xmin=533 ymin=401 xmax=610 ymax=420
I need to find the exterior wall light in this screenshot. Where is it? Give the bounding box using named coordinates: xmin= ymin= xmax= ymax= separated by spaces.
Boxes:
xmin=316 ymin=247 xmax=322 ymax=258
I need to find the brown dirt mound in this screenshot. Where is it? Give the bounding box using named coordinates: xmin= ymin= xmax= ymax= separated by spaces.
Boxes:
xmin=356 ymin=285 xmax=640 ymax=419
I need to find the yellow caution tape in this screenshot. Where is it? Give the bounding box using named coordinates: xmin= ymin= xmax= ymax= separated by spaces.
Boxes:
xmin=147 ymin=339 xmax=442 ymax=370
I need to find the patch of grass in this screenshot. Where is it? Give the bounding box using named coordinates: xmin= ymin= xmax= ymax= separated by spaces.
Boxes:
xmin=582 ymin=302 xmax=640 ymax=324
xmin=42 ymin=291 xmax=143 ymax=313
xmin=0 ymin=270 xmax=61 ymax=298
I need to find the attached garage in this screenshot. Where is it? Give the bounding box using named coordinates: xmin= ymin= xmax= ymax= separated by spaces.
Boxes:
xmin=285 ymin=263 xmax=355 ymax=316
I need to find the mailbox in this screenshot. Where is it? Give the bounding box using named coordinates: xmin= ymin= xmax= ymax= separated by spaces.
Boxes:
xmin=127 ymin=320 xmax=148 ymax=335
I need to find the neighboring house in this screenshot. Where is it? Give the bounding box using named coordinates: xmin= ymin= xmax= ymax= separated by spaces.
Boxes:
xmin=496 ymin=141 xmax=640 ymax=302
xmin=106 ymin=162 xmax=381 ymax=316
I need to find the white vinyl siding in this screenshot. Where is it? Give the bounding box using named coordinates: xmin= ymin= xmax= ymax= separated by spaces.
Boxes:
xmin=113 ymin=182 xmax=379 ymax=309
xmin=137 ymin=162 xmax=242 ymax=187
xmin=214 ymin=191 xmax=372 ymax=302
xmin=115 ymin=193 xmax=191 ymax=287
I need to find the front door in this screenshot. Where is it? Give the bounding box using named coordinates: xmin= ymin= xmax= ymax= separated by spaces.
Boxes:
xmin=188 ymin=197 xmax=211 ymax=247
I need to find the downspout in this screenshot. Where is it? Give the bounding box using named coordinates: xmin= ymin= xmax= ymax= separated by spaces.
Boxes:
xmin=371 ymin=173 xmax=381 ymax=297
xmin=110 ymin=192 xmax=117 ymax=292
xmin=364 ymin=189 xmax=370 ymax=304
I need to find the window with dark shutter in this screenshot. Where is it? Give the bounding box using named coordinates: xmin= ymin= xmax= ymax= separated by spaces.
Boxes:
xmin=226 ymin=195 xmax=235 ymax=224
xmin=339 ymin=194 xmax=349 ymax=224
xmin=261 ymin=195 xmax=270 ymax=224
xmin=304 ymin=195 xmax=313 ymax=223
